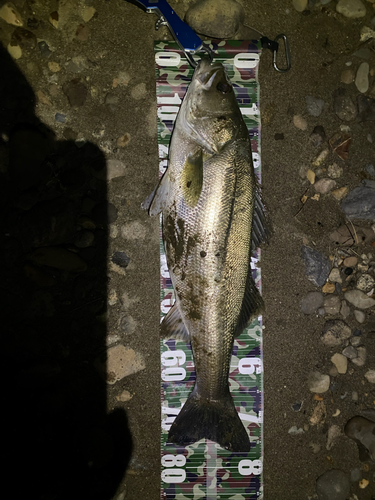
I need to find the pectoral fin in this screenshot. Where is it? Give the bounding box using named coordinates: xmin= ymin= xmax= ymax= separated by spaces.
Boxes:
xmin=181 ymin=148 xmax=203 ymax=208
xmin=147 ymin=171 xmax=172 ymax=216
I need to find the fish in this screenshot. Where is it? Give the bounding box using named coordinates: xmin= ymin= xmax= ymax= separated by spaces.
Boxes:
xmin=147 ymin=58 xmax=268 ymax=453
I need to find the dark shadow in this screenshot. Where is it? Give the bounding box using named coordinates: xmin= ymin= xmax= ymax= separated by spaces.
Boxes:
xmin=1 ymin=42 xmax=132 ymax=499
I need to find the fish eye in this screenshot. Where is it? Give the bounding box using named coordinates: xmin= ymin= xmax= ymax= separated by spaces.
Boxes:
xmin=216 ymin=82 xmax=232 ymax=94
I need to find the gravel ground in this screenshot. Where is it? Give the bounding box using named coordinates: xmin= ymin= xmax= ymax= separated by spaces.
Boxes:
xmin=1 ymin=0 xmax=375 ymax=499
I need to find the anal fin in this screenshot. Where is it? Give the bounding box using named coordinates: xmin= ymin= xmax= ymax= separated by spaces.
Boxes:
xmin=235 ymin=268 xmax=264 ymax=336
xmin=161 ymin=303 xmax=190 ymax=342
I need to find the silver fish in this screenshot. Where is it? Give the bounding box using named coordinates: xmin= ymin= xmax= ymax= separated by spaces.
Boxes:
xmin=148 ymin=58 xmax=267 ymax=453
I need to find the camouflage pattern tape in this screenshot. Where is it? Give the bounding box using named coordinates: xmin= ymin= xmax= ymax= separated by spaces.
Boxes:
xmin=155 ymin=40 xmax=263 ymax=500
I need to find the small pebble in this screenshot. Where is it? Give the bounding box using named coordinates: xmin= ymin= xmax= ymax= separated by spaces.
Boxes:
xmin=351 ymin=346 xmax=366 ymax=366
xmin=322 ymin=282 xmax=335 ymax=293
xmin=55 ymin=112 xmax=66 ymax=123
xmin=329 ymin=268 xmax=342 ymax=283
xmin=308 ymin=371 xmax=330 ymax=393
xmin=292 ymin=0 xmax=308 ymax=12
xmin=356 ymin=273 xmax=374 ymax=292
xmin=354 ymin=310 xmax=365 ymax=323
xmin=288 ymin=425 xmax=304 ymax=435
xmin=301 ymin=291 xmax=324 ymax=314
xmin=350 ymin=336 xmax=362 ymax=347
xmin=331 ymin=353 xmax=348 ymax=374
xmin=342 ymin=346 xmax=358 ymax=359
xmin=331 ymin=187 xmax=349 ymax=201
xmin=359 ymin=478 xmax=369 ymax=489
xmin=315 ymin=469 xmax=350 ymax=500
xmin=352 ymin=391 xmax=358 ymax=402
xmin=340 ymin=300 xmax=350 ymax=318
xmin=327 ymin=163 xmax=343 ymax=179
xmin=341 ymin=68 xmax=354 ymax=84
xmin=355 ymin=62 xmax=370 ymax=93
xmin=314 ymin=178 xmax=336 ymax=194
xmin=336 ymin=0 xmax=367 ymax=18
xmin=306 ymin=95 xmax=325 ymax=117
xmin=364 ymin=369 xmax=375 ymax=383
xmin=345 ymin=289 xmax=375 ymax=309
xmin=324 ymin=295 xmax=341 ymax=315
xmin=344 ymin=256 xmax=357 ymax=267
xmin=293 ymin=114 xmax=308 ymax=130
xmin=321 ymin=320 xmax=352 ymax=346
xmin=309 ymin=125 xmax=326 ymax=148
xmin=335 ymin=283 xmax=342 ymax=294
xmin=0 ymin=2 xmax=23 ymax=26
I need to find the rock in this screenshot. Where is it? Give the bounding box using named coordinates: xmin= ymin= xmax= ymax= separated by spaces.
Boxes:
xmin=103 ymin=159 xmax=127 ymax=181
xmin=111 ymin=251 xmax=130 ymax=269
xmin=345 ymin=289 xmax=375 ymax=309
xmin=309 ymin=126 xmax=326 ymax=148
xmin=29 ymin=246 xmax=87 ymax=272
xmin=342 ymin=345 xmax=358 ymax=359
xmin=350 ymin=468 xmax=362 ymax=482
xmin=314 ymin=178 xmax=336 ymax=194
xmin=355 ymin=62 xmax=370 ymax=93
xmin=356 ymin=273 xmax=374 ymax=292
xmin=324 ymin=295 xmax=341 ymax=315
xmin=326 ymin=424 xmax=342 ymax=450
xmin=333 ymin=89 xmax=357 ymax=121
xmin=359 ymin=478 xmax=369 ymax=489
xmin=341 ymin=68 xmax=354 ymax=84
xmin=288 ymin=425 xmax=304 ymax=435
xmin=7 ymin=42 xmax=22 ymax=59
xmin=350 ymin=335 xmax=362 ymax=346
xmin=322 ymin=282 xmax=335 ymax=293
xmin=310 ymin=401 xmax=327 ymax=426
xmin=321 ymin=320 xmax=352 ymax=346
xmin=351 ymin=346 xmax=366 ymax=366
xmin=358 ymin=316 xmax=369 ymax=335
xmin=328 ymin=268 xmax=342 ymax=283
xmin=0 ymin=2 xmax=23 ymax=26
xmin=331 ymin=353 xmax=348 ymax=374
xmin=307 ymin=169 xmax=316 ymax=184
xmin=292 ymin=0 xmax=308 ymax=11
xmin=95 ymin=345 xmax=145 ymax=384
xmin=38 ymin=40 xmax=52 ymax=58
xmin=185 ymin=0 xmax=244 ymax=38
xmin=336 ymin=0 xmax=366 ymax=18
xmin=301 ymin=291 xmax=324 ymax=314
xmin=81 ymin=6 xmax=96 ymax=23
xmin=357 ymin=94 xmax=375 ymax=122
xmin=331 ymin=187 xmax=349 ymax=201
xmin=327 ymin=163 xmax=343 ymax=179
xmin=62 ymin=79 xmax=88 ymax=107
xmin=329 ymin=224 xmax=374 ymax=246
xmin=301 ymin=246 xmax=331 ymax=287
xmin=48 ymin=61 xmax=61 ymax=72
xmin=345 ymin=416 xmax=375 ymax=461
xmin=340 ymin=300 xmax=351 ymax=318
xmin=308 ymin=371 xmax=330 ymax=393
xmin=293 ymin=114 xmax=308 ymax=130
xmin=11 ymin=28 xmax=37 ymax=51
xmin=315 ymin=469 xmax=350 ymax=500
xmin=364 ymin=369 xmax=375 ymax=383
xmin=116 ymin=390 xmax=133 ymax=402
xmin=312 ymin=149 xmax=329 ymax=167
xmin=117 ymin=133 xmax=131 ymax=147
xmin=344 ymin=256 xmax=358 ymax=267
xmin=306 ymin=95 xmax=325 ymax=117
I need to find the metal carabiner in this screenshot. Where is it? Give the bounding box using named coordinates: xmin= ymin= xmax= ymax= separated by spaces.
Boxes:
xmin=261 ymin=33 xmax=291 ymax=73
xmin=273 ymin=34 xmax=291 ymax=73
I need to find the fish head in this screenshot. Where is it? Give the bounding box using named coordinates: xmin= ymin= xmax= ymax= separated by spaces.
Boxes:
xmin=181 ymin=58 xmax=246 ymax=153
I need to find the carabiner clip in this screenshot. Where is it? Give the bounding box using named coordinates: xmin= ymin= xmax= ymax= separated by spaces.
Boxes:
xmin=261 ymin=33 xmax=291 ymax=73
xmin=273 ymin=34 xmax=291 ymax=73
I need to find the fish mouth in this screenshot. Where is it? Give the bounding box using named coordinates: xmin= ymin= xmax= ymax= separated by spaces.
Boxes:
xmin=195 ymin=60 xmax=229 ymax=90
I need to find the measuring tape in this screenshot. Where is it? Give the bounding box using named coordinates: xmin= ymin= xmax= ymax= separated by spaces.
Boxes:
xmin=156 ymin=40 xmax=263 ymax=500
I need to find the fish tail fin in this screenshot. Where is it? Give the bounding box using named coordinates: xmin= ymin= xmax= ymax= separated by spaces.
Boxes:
xmin=168 ymin=388 xmax=250 ymax=453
